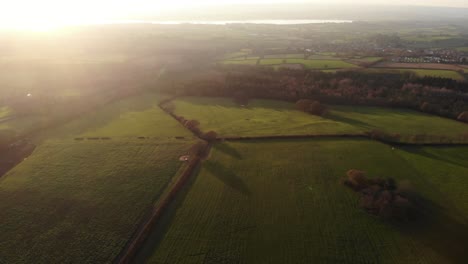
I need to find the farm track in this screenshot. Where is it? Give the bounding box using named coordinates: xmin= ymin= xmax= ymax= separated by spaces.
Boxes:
xmin=115 ymin=142 xmax=210 ymax=264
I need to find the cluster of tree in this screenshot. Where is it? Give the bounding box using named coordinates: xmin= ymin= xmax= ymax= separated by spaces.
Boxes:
xmin=342 ymin=169 xmax=415 ymax=221
xmin=161 ymin=66 xmax=468 ymax=122
xmin=458 ymin=111 xmax=468 ymax=123
xmin=295 ymin=99 xmax=328 ymax=116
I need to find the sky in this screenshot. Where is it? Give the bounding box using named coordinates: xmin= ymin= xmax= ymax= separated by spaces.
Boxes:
xmin=0 ymin=0 xmax=467 ymax=30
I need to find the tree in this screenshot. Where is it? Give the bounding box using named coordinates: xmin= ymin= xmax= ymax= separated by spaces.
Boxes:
xmin=295 ymin=99 xmax=328 ymax=116
xmin=457 ymin=111 xmax=468 ymax=123
xmin=233 ymin=91 xmax=249 ymax=105
xmin=202 ymin=131 xmax=218 ymax=142
xmin=184 ymin=120 xmax=200 ymax=130
xmin=342 ymin=169 xmax=415 ymax=220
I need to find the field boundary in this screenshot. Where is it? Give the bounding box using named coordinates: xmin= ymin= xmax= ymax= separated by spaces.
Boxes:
xmin=219 ymin=135 xmax=468 ymax=146
xmin=160 ymin=97 xmax=468 ymax=145
xmin=115 ymin=142 xmax=209 ymax=264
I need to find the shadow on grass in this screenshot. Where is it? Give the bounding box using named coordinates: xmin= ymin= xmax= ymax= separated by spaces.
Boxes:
xmin=391 ymin=195 xmax=468 ymax=263
xmin=132 ymin=165 xmax=202 ymax=263
xmin=400 ymin=146 xmax=468 ymax=169
xmin=214 ymin=143 xmax=243 ymax=160
xmin=327 ymin=113 xmax=373 ymax=129
xmin=176 ymin=97 xmax=293 ymax=112
xmin=204 ymin=160 xmax=251 ymax=196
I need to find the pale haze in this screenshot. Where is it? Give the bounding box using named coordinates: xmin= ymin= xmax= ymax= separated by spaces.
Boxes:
xmin=1 ymin=0 xmax=467 ymax=30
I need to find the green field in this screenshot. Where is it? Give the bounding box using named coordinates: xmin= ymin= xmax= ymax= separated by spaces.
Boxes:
xmin=0 ymin=106 xmax=12 ymax=119
xmin=221 ymin=51 xmax=250 ymax=60
xmin=352 ymin=57 xmax=383 ymax=63
xmin=172 ymin=97 xmax=361 ymax=137
xmin=222 ymin=59 xmax=258 ymax=65
xmin=456 ymin=47 xmax=468 ymax=52
xmin=171 ymin=97 xmax=467 ymax=142
xmin=140 ymin=139 xmax=468 ymax=263
xmin=42 ymin=93 xmax=193 ymax=140
xmin=0 ymin=92 xmax=199 ymax=262
xmin=330 ymin=105 xmax=468 ymax=142
xmin=286 ymin=59 xmax=358 ymax=69
xmin=397 ymin=146 xmax=468 ymax=215
xmin=259 ymin=58 xmax=286 ymax=65
xmin=0 ymin=139 xmax=193 ymax=263
xmin=0 ymin=115 xmax=50 ymax=137
xmin=223 ymin=58 xmax=359 ymax=70
xmin=264 ymin=54 xmax=305 ymax=59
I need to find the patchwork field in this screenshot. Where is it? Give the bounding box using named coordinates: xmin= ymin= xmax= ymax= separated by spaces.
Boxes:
xmin=222 ymin=57 xmax=359 ymax=70
xmin=171 ymin=97 xmax=467 ymax=142
xmin=0 ymin=139 xmax=193 ymax=263
xmin=139 ymin=139 xmax=468 ymax=263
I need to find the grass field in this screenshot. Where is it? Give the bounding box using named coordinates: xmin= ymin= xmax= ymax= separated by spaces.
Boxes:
xmin=259 ymin=59 xmax=286 ymax=65
xmin=0 ymin=91 xmax=200 ymax=262
xmin=172 ymin=97 xmax=361 ymax=137
xmin=456 ymin=47 xmax=468 ymax=52
xmin=172 ymin=97 xmax=467 ymax=141
xmin=0 ymin=139 xmax=193 ymax=263
xmin=264 ymin=54 xmax=305 ymax=59
xmin=222 ymin=59 xmax=258 ymax=65
xmin=330 ymin=105 xmax=468 ymax=142
xmin=41 ymin=93 xmax=193 ymax=141
xmin=0 ymin=115 xmax=50 ymax=137
xmin=223 ymin=58 xmax=358 ymax=70
xmin=356 ymin=57 xmax=383 ymax=62
xmin=140 ymin=139 xmax=468 ymax=263
xmin=0 ymin=106 xmax=12 ymax=119
xmin=350 ymin=57 xmax=383 ymax=64
xmin=286 ymin=59 xmax=358 ymax=69
xmin=397 ymin=146 xmax=468 ymax=215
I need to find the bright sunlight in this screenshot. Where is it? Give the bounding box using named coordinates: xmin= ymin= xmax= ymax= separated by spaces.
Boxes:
xmin=1 ymin=0 xmax=466 ymax=31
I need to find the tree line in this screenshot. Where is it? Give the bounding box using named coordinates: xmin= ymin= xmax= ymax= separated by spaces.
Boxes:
xmin=160 ymin=66 xmax=468 ymax=122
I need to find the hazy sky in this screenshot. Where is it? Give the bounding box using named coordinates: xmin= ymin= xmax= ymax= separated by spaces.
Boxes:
xmin=1 ymin=0 xmax=467 ymax=30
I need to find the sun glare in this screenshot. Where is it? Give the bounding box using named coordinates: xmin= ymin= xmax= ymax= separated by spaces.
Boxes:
xmin=0 ymin=0 xmax=298 ymax=31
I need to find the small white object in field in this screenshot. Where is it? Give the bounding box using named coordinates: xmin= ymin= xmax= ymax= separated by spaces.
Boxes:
xmin=179 ymin=155 xmax=190 ymax=162
xmin=392 ymin=147 xmax=395 ymax=150
xmin=27 ymin=93 xmax=32 ymax=97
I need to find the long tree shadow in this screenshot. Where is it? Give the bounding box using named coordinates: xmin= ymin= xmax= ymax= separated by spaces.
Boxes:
xmin=327 ymin=113 xmax=373 ymax=129
xmin=391 ymin=195 xmax=468 ymax=263
xmin=213 ymin=143 xmax=243 ymax=160
xmin=400 ymin=146 xmax=468 ymax=169
xmin=204 ymin=160 xmax=251 ymax=196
